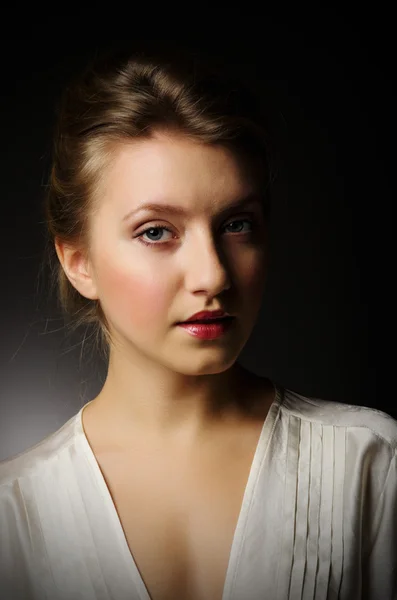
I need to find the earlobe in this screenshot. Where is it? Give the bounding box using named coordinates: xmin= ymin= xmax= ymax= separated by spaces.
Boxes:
xmin=54 ymin=239 xmax=99 ymax=301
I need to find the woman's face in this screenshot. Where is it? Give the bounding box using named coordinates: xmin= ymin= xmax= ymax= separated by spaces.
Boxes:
xmin=86 ymin=132 xmax=269 ymax=375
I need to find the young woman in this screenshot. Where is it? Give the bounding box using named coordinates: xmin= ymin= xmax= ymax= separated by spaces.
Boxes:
xmin=0 ymin=47 xmax=395 ymax=600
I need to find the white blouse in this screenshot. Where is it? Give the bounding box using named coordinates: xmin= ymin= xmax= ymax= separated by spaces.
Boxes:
xmin=0 ymin=384 xmax=396 ymax=600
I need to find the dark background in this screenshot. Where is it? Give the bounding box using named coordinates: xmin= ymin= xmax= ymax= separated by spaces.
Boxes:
xmin=0 ymin=27 xmax=388 ymax=461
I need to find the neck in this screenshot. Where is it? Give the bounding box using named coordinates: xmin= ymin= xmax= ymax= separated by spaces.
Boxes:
xmin=85 ymin=350 xmax=266 ymax=448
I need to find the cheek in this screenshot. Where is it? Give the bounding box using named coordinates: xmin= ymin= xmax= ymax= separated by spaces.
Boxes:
xmin=238 ymin=246 xmax=268 ymax=291
xmin=245 ymin=266 xmax=267 ymax=306
xmin=97 ymin=263 xmax=173 ymax=329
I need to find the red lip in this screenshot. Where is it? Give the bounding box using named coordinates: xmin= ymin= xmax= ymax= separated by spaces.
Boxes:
xmin=179 ymin=309 xmax=232 ymax=323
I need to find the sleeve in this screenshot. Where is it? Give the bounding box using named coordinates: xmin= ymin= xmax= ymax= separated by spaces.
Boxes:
xmin=362 ymin=449 xmax=397 ymax=600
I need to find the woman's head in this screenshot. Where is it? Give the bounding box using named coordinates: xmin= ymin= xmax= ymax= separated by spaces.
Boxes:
xmin=44 ymin=47 xmax=274 ymax=369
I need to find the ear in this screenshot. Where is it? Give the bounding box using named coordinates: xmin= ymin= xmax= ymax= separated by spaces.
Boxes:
xmin=55 ymin=238 xmax=99 ymax=300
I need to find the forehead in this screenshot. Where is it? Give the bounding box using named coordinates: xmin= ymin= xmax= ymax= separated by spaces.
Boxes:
xmin=100 ymin=134 xmax=257 ymax=213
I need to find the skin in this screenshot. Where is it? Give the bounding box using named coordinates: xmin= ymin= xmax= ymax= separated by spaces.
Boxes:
xmin=56 ymin=131 xmax=273 ymax=451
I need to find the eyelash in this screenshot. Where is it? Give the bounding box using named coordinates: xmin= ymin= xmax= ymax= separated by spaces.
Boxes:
xmin=136 ymin=217 xmax=256 ymax=247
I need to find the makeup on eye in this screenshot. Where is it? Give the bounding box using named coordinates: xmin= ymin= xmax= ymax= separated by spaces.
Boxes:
xmin=134 ymin=215 xmax=258 ymax=247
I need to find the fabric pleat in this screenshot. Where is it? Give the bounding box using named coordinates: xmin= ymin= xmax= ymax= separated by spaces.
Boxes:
xmin=275 ymin=418 xmax=346 ymax=599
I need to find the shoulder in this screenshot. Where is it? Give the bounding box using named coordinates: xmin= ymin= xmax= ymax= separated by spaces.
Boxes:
xmin=278 ymin=386 xmax=397 ymax=451
xmin=0 ymin=408 xmax=80 ymax=490
xmin=276 ymin=385 xmax=397 ymax=545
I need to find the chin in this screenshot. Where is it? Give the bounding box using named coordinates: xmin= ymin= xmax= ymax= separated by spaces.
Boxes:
xmin=171 ymin=356 xmax=239 ymax=377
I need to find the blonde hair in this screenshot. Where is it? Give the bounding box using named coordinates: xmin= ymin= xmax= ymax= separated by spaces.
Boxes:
xmin=42 ymin=46 xmax=274 ymax=364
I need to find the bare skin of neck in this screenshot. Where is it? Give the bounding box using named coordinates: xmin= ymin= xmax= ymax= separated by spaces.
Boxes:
xmin=82 ymin=365 xmax=276 ymax=454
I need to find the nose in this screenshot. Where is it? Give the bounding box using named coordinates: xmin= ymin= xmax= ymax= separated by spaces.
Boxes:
xmin=183 ymin=231 xmax=231 ymax=295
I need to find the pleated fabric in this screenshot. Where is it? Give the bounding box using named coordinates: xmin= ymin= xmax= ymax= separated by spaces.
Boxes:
xmin=1 ymin=386 xmax=396 ymax=600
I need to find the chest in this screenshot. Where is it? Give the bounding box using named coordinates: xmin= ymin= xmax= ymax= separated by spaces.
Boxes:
xmin=93 ymin=429 xmax=262 ymax=600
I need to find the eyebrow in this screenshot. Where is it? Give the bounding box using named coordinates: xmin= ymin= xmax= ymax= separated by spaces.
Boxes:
xmin=122 ymin=192 xmax=262 ymax=222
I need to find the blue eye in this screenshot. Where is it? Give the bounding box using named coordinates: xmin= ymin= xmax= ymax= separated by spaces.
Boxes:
xmin=136 ymin=218 xmax=255 ymax=247
xmin=224 ymin=220 xmax=252 ymax=234
xmin=140 ymin=226 xmax=171 ymax=244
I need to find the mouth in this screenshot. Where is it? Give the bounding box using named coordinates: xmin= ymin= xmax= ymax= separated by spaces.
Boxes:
xmin=178 ymin=316 xmax=235 ymax=325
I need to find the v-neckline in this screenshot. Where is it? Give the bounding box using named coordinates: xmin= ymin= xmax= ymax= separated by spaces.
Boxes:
xmin=74 ymin=383 xmax=282 ymax=600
